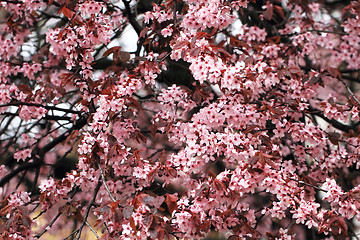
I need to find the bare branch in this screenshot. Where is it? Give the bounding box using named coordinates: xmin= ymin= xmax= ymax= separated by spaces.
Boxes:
xmin=339 ymin=78 xmax=360 ymax=106
xmin=0 ymin=116 xmax=88 ymax=187
xmin=34 ymin=212 xmax=62 ymax=239
xmin=122 ymin=0 xmax=142 ymax=35
xmin=85 ymin=221 xmax=100 ymax=239
xmin=0 ymin=101 xmax=82 ymax=115
xmin=74 ymin=178 xmax=102 ymax=240
xmin=97 ymin=160 xmax=116 ymax=202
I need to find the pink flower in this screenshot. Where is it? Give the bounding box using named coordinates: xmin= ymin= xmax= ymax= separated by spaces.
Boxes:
xmin=161 ymin=24 xmax=173 ymax=37
xmin=14 ymin=149 xmax=32 ymax=162
xmin=8 ymin=191 xmax=30 ymax=207
xmin=19 ymin=105 xmax=47 ymax=121
xmin=322 ymin=178 xmax=343 ymax=203
xmin=39 ymin=178 xmax=57 ymax=193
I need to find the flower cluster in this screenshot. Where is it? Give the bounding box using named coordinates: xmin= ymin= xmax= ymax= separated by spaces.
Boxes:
xmin=19 ymin=106 xmax=47 ymax=121
xmin=14 ymin=149 xmax=32 ymax=162
xmin=46 ymin=15 xmax=113 ymax=70
xmin=182 ymin=0 xmax=236 ymax=30
xmin=2 ymin=0 xmax=360 ymax=239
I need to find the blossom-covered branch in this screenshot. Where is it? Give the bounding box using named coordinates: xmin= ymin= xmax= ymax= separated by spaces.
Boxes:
xmin=1 ymin=0 xmax=360 ymax=239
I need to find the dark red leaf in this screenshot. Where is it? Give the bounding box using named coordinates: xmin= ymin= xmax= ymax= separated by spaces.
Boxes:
xmin=213 ymin=179 xmax=226 ymax=191
xmin=328 ymin=97 xmax=335 ymax=106
xmin=103 ymin=46 xmax=121 ymax=57
xmin=263 ymin=4 xmax=273 ymax=20
xmin=158 ymin=52 xmax=169 ymax=61
xmin=215 ymin=47 xmax=231 ymax=59
xmin=243 ymin=125 xmax=258 ymax=134
xmin=172 ymin=40 xmax=189 ymax=50
xmin=192 ymin=89 xmax=202 ymax=105
xmin=244 ymin=56 xmax=254 ymax=66
xmin=17 ymin=84 xmax=32 ymax=95
xmin=123 ymin=206 xmax=134 ymax=220
xmin=308 ymin=75 xmax=321 ymax=85
xmin=288 ymin=66 xmax=301 ymax=74
xmin=117 ymin=51 xmax=130 ymax=63
xmin=228 ymin=235 xmax=241 ymax=240
xmin=328 ymin=131 xmax=341 ymax=145
xmin=327 ymin=67 xmax=341 ymax=78
xmin=274 ymin=5 xmax=285 ymax=20
xmin=139 ymin=27 xmax=149 ymax=39
xmin=164 ymin=194 xmax=178 ymax=215
xmin=189 ymin=47 xmax=201 ymax=57
xmin=108 ymin=134 xmax=118 ymax=147
xmin=129 ymin=216 xmax=136 ymax=230
xmin=127 ymin=97 xmax=143 ymax=111
xmin=66 ymin=129 xmax=79 ymax=143
xmin=259 ymin=135 xmax=272 ymax=149
xmin=271 ymin=107 xmax=285 ymax=116
xmin=109 ymin=201 xmax=119 ymax=213
xmin=166 ymin=167 xmax=177 ymax=178
xmin=62 ymin=7 xmax=73 ymax=19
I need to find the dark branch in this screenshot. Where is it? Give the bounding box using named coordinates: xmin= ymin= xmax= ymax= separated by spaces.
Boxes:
xmin=0 ymin=112 xmax=72 ymax=121
xmin=75 ymin=178 xmax=102 ymax=240
xmin=0 ymin=101 xmax=82 ymax=115
xmin=0 ymin=116 xmax=88 ymax=187
xmin=308 ymin=107 xmax=357 ymax=133
xmin=122 ymin=0 xmax=142 ymax=35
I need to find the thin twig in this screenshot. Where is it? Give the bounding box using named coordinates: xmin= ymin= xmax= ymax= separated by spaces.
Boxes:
xmin=288 ymin=178 xmax=328 ymax=192
xmin=0 ymin=101 xmax=82 ymax=115
xmin=339 ymin=78 xmax=360 ymax=106
xmin=86 ymin=221 xmax=100 ymax=239
xmin=75 ymin=178 xmax=102 ymax=240
xmin=34 ymin=188 xmax=79 ymax=238
xmin=34 ymin=212 xmax=62 ymax=238
xmin=97 ymin=160 xmax=116 ymax=202
xmin=0 ymin=0 xmax=22 ymax=3
xmin=122 ymin=0 xmax=141 ymax=35
xmin=0 ymin=116 xmax=88 ymax=187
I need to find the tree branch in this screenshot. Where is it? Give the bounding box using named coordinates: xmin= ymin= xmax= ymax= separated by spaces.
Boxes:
xmin=0 ymin=116 xmax=88 ymax=187
xmin=0 ymin=111 xmax=73 ymax=121
xmin=122 ymin=0 xmax=142 ymax=35
xmin=97 ymin=160 xmax=116 ymax=202
xmin=74 ymin=178 xmax=102 ymax=240
xmin=307 ymin=107 xmax=357 ymax=133
xmin=339 ymin=78 xmax=360 ymax=106
xmin=0 ymin=101 xmax=82 ymax=115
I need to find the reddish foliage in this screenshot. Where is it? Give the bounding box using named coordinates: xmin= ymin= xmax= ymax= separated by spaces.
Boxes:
xmin=2 ymin=0 xmax=360 ymax=239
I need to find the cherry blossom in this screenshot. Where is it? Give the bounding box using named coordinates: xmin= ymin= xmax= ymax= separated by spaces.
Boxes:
xmin=2 ymin=0 xmax=360 ymax=239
